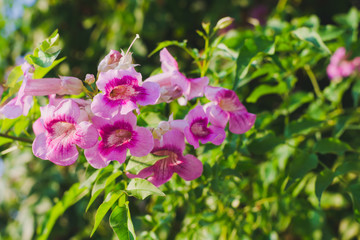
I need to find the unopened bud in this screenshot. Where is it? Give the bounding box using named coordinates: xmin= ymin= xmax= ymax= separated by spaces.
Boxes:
xmin=85 ymin=74 xmax=95 ymax=84
xmin=59 ymin=76 xmax=83 ymax=95
xmin=214 ymin=17 xmax=234 ymax=30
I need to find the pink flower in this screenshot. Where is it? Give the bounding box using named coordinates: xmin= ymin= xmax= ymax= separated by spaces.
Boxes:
xmin=204 ymin=86 xmax=256 ymax=134
xmin=127 ymin=129 xmax=203 ymax=187
xmin=146 ymin=48 xmax=209 ymax=104
xmin=327 ymin=47 xmax=356 ymax=80
xmin=84 ymin=112 xmax=154 ymax=169
xmin=24 ymin=76 xmax=83 ymax=96
xmin=32 ymin=99 xmax=98 ymax=166
xmin=97 ymin=35 xmax=140 ymax=73
xmin=152 ymin=113 xmax=187 ymax=140
xmin=91 ymin=69 xmax=160 ymax=118
xmin=184 ymin=105 xmax=226 ymax=149
xmin=0 ymin=62 xmax=34 ymax=119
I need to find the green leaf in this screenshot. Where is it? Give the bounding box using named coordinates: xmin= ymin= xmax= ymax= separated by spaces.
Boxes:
xmin=247 ymin=81 xmax=287 ymax=103
xmin=6 ymin=66 xmax=23 ymax=88
xmin=352 ymin=79 xmax=360 ymax=107
xmin=247 ymin=132 xmax=283 ymax=155
xmin=318 ymin=25 xmax=346 ymax=41
xmin=86 ymin=170 xmax=122 ymax=212
xmin=285 ymin=119 xmax=323 ymax=137
xmin=126 ymin=154 xmax=165 ymax=175
xmin=324 ymin=78 xmax=352 ymax=104
xmin=315 ymin=169 xmax=335 ymax=204
xmin=29 ymin=49 xmax=61 ymax=68
xmin=148 ymin=40 xmax=188 ymax=57
xmin=277 ymin=91 xmax=314 ymax=115
xmin=37 ymin=183 xmax=88 ymax=240
xmin=110 ymin=204 xmax=135 ymax=240
xmin=287 ymin=152 xmax=318 ymax=188
xmin=292 ymin=27 xmax=331 ymax=54
xmin=33 ymin=57 xmax=66 ymax=79
xmin=313 ymin=138 xmax=352 ymax=155
xmin=348 ymin=183 xmax=360 ymax=222
xmin=335 ymin=159 xmax=360 ymax=176
xmin=126 ymin=179 xmax=165 ymax=200
xmin=90 ymin=191 xmax=123 ymax=237
xmin=233 ymin=36 xmax=275 ymax=89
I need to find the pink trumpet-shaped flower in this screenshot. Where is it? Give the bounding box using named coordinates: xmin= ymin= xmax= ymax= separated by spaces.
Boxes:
xmin=184 ymin=105 xmax=226 ymax=148
xmin=0 ymin=62 xmax=34 ymax=119
xmin=146 ymin=48 xmax=209 ymax=104
xmin=84 ymin=112 xmax=154 ymax=169
xmin=127 ymin=129 xmax=203 ymax=187
xmin=91 ymin=69 xmax=160 ymax=118
xmin=32 ymin=99 xmax=99 ymax=166
xmin=25 ymin=76 xmax=83 ymax=96
xmin=327 ymin=47 xmax=356 ymax=80
xmin=204 ymin=86 xmax=256 ymax=134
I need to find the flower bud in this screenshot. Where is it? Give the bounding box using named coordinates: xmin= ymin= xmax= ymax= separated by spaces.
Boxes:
xmin=214 ymin=17 xmax=234 ymax=30
xmin=97 ymin=50 xmax=122 ymax=73
xmin=85 ymin=74 xmax=95 ymax=84
xmin=58 ymin=76 xmax=83 ymax=95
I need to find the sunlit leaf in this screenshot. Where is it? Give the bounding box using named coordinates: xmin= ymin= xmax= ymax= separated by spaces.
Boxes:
xmin=126 ymin=179 xmax=165 ymax=200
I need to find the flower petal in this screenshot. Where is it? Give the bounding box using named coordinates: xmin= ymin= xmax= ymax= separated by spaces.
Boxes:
xmin=174 ymin=154 xmax=203 ymax=181
xmin=111 ymin=111 xmax=137 ymax=129
xmin=186 ymin=76 xmax=209 ymax=100
xmin=129 ymin=127 xmax=154 ymax=157
xmin=53 ymin=99 xmax=80 ymax=123
xmin=84 ymin=144 xmax=110 ymax=169
xmin=32 ymin=133 xmax=48 ymax=159
xmin=24 ymin=78 xmax=61 ymax=96
xmin=46 ymin=141 xmax=79 ymax=166
xmin=74 ymin=121 xmax=99 ymax=149
xmin=206 ymin=125 xmax=226 ymax=145
xmin=91 ymin=93 xmax=118 ymax=118
xmin=204 ymin=103 xmax=229 ymax=128
xmin=160 ymin=48 xmax=179 ymax=72
xmin=147 ymin=159 xmax=174 ymax=187
xmin=184 ymin=126 xmax=199 ymax=149
xmin=105 ymin=148 xmax=127 ymax=164
xmin=0 ymin=97 xmax=23 ymax=119
xmin=119 ymin=100 xmax=138 ymax=115
xmin=161 ymin=129 xmax=185 ymax=152
xmin=228 ymin=111 xmax=256 ymax=134
xmin=137 ymin=81 xmax=160 ymax=106
xmin=204 ymin=86 xmax=222 ymax=102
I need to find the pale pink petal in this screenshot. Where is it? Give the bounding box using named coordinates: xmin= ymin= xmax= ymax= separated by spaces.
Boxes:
xmin=84 ymin=144 xmax=110 ymax=169
xmin=105 ymin=148 xmax=127 ymax=164
xmin=126 ymin=165 xmax=155 ymax=179
xmin=91 ymin=115 xmax=109 ymax=129
xmin=33 ymin=118 xmax=45 ymax=135
xmin=32 ymin=133 xmax=48 ymax=159
xmin=206 ymin=125 xmax=226 ymax=145
xmin=46 ymin=142 xmax=79 ymax=166
xmin=161 ymin=129 xmax=185 ymax=152
xmin=170 ymin=119 xmax=188 ymax=132
xmin=184 ymin=126 xmax=199 ymax=148
xmin=0 ymin=97 xmax=23 ymax=119
xmin=73 ymin=121 xmax=99 ymax=149
xmin=160 ymin=48 xmax=178 ymax=72
xmin=119 ymin=100 xmax=138 ymax=115
xmin=96 ymin=70 xmax=119 ymax=92
xmin=186 ymin=77 xmax=209 ymax=100
xmin=111 ymin=111 xmax=137 ymax=129
xmin=58 ymin=76 xmax=83 ymax=95
xmin=171 ymin=72 xmax=190 ymax=96
xmin=137 ymin=81 xmax=160 ymax=106
xmin=204 ymin=86 xmax=222 ymax=102
xmin=91 ymin=93 xmax=118 ymax=118
xmin=145 ymin=72 xmax=173 ymax=87
xmin=204 ymin=103 xmax=229 ymax=128
xmin=229 ymin=111 xmax=256 ymax=134
xmin=24 ymin=78 xmax=61 ymax=96
xmin=53 ymin=100 xmax=80 ymax=123
xmin=129 ymin=127 xmax=154 ymax=157
xmin=174 ymin=155 xmax=203 ymax=181
xmin=21 ymin=95 xmax=33 ymax=116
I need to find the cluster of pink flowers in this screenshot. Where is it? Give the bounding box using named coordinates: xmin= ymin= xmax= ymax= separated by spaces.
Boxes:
xmin=327 ymin=47 xmax=360 ymax=81
xmin=0 ymin=41 xmax=256 ymax=187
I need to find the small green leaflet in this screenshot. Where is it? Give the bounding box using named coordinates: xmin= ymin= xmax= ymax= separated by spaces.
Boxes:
xmin=126 ymin=179 xmax=165 ymax=200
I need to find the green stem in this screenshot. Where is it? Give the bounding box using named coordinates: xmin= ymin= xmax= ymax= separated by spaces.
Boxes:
xmin=276 ymin=0 xmax=288 ymax=12
xmin=0 ymin=133 xmax=33 ymax=144
xmin=304 ymin=64 xmax=323 ymax=99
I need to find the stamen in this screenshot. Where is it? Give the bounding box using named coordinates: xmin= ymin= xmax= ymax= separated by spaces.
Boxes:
xmin=125 ymin=34 xmax=140 ymax=57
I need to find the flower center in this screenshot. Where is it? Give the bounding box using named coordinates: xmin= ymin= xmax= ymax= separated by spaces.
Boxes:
xmin=190 ymin=120 xmax=209 ymax=137
xmin=107 ymin=129 xmax=132 ymax=147
xmin=219 ymin=97 xmax=239 ymax=112
xmin=52 ymin=121 xmax=76 ymax=138
xmin=109 ymin=85 xmax=136 ymax=100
